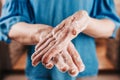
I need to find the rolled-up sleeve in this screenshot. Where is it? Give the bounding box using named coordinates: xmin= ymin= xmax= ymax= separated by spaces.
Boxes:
xmin=91 ymin=0 xmax=120 ymax=38
xmin=0 ymin=0 xmax=34 ymax=43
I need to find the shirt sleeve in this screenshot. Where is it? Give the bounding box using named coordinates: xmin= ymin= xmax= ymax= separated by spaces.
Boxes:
xmin=0 ymin=0 xmax=34 ymax=43
xmin=91 ymin=0 xmax=120 ymax=38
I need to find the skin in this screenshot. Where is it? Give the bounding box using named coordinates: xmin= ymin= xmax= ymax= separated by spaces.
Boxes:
xmin=9 ymin=22 xmax=84 ymax=76
xmin=32 ymin=42 xmax=84 ymax=76
xmin=30 ymin=11 xmax=89 ymax=76
xmin=32 ymin=11 xmax=90 ymax=65
xmin=31 ymin=11 xmax=89 ymax=76
xmin=8 ymin=12 xmax=115 ymax=45
xmin=8 ymin=10 xmax=115 ymax=76
xmin=29 ymin=24 xmax=84 ymax=76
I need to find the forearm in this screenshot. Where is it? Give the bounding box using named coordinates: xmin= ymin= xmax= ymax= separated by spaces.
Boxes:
xmin=83 ymin=18 xmax=115 ymax=38
xmin=8 ymin=22 xmax=51 ymax=45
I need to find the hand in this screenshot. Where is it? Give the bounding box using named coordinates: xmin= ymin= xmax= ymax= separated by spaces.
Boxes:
xmin=54 ymin=43 xmax=85 ymax=76
xmin=31 ymin=25 xmax=85 ymax=76
xmin=31 ymin=10 xmax=89 ymax=76
xmin=32 ymin=41 xmax=85 ymax=76
xmin=33 ymin=10 xmax=90 ymax=65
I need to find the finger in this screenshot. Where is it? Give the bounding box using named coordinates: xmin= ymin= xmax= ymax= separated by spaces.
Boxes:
xmin=32 ymin=40 xmax=56 ymax=66
xmin=44 ymin=60 xmax=55 ymax=69
xmin=61 ymin=50 xmax=79 ymax=77
xmin=38 ymin=30 xmax=52 ymax=42
xmin=33 ymin=15 xmax=75 ymax=61
xmin=67 ymin=42 xmax=85 ymax=72
xmin=32 ymin=22 xmax=69 ymax=64
xmin=32 ymin=56 xmax=41 ymax=67
xmin=35 ymin=34 xmax=52 ymax=51
xmin=54 ymin=54 xmax=69 ymax=72
xmin=32 ymin=23 xmax=66 ymax=60
xmin=41 ymin=28 xmax=70 ymax=64
xmin=31 ymin=33 xmax=43 ymax=60
xmin=35 ymin=15 xmax=76 ymax=65
xmin=31 ymin=37 xmax=55 ymax=60
xmin=34 ymin=20 xmax=66 ymax=57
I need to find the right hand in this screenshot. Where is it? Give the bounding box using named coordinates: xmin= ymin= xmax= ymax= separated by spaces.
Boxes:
xmin=32 ymin=24 xmax=85 ymax=76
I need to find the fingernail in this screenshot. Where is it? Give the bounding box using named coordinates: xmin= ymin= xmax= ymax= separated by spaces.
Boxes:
xmin=31 ymin=55 xmax=34 ymax=60
xmin=80 ymin=65 xmax=85 ymax=72
xmin=32 ymin=61 xmax=40 ymax=67
xmin=70 ymin=69 xmax=76 ymax=74
xmin=60 ymin=67 xmax=66 ymax=72
xmin=46 ymin=63 xmax=53 ymax=69
xmin=69 ymin=69 xmax=78 ymax=77
xmin=71 ymin=69 xmax=76 ymax=73
xmin=32 ymin=63 xmax=36 ymax=67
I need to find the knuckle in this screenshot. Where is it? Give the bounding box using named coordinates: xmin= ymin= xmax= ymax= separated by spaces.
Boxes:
xmin=71 ymin=28 xmax=77 ymax=35
xmin=51 ymin=47 xmax=58 ymax=53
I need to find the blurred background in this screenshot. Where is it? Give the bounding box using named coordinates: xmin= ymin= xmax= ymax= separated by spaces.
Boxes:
xmin=0 ymin=0 xmax=120 ymax=80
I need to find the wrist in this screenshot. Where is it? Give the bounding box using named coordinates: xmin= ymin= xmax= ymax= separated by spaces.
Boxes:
xmin=32 ymin=24 xmax=53 ymax=44
xmin=31 ymin=24 xmax=41 ymax=44
xmin=82 ymin=17 xmax=92 ymax=33
xmin=73 ymin=11 xmax=90 ymax=34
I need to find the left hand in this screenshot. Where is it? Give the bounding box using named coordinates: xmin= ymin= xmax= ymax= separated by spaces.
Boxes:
xmin=32 ymin=10 xmax=90 ymax=65
xmin=32 ymin=41 xmax=85 ymax=76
